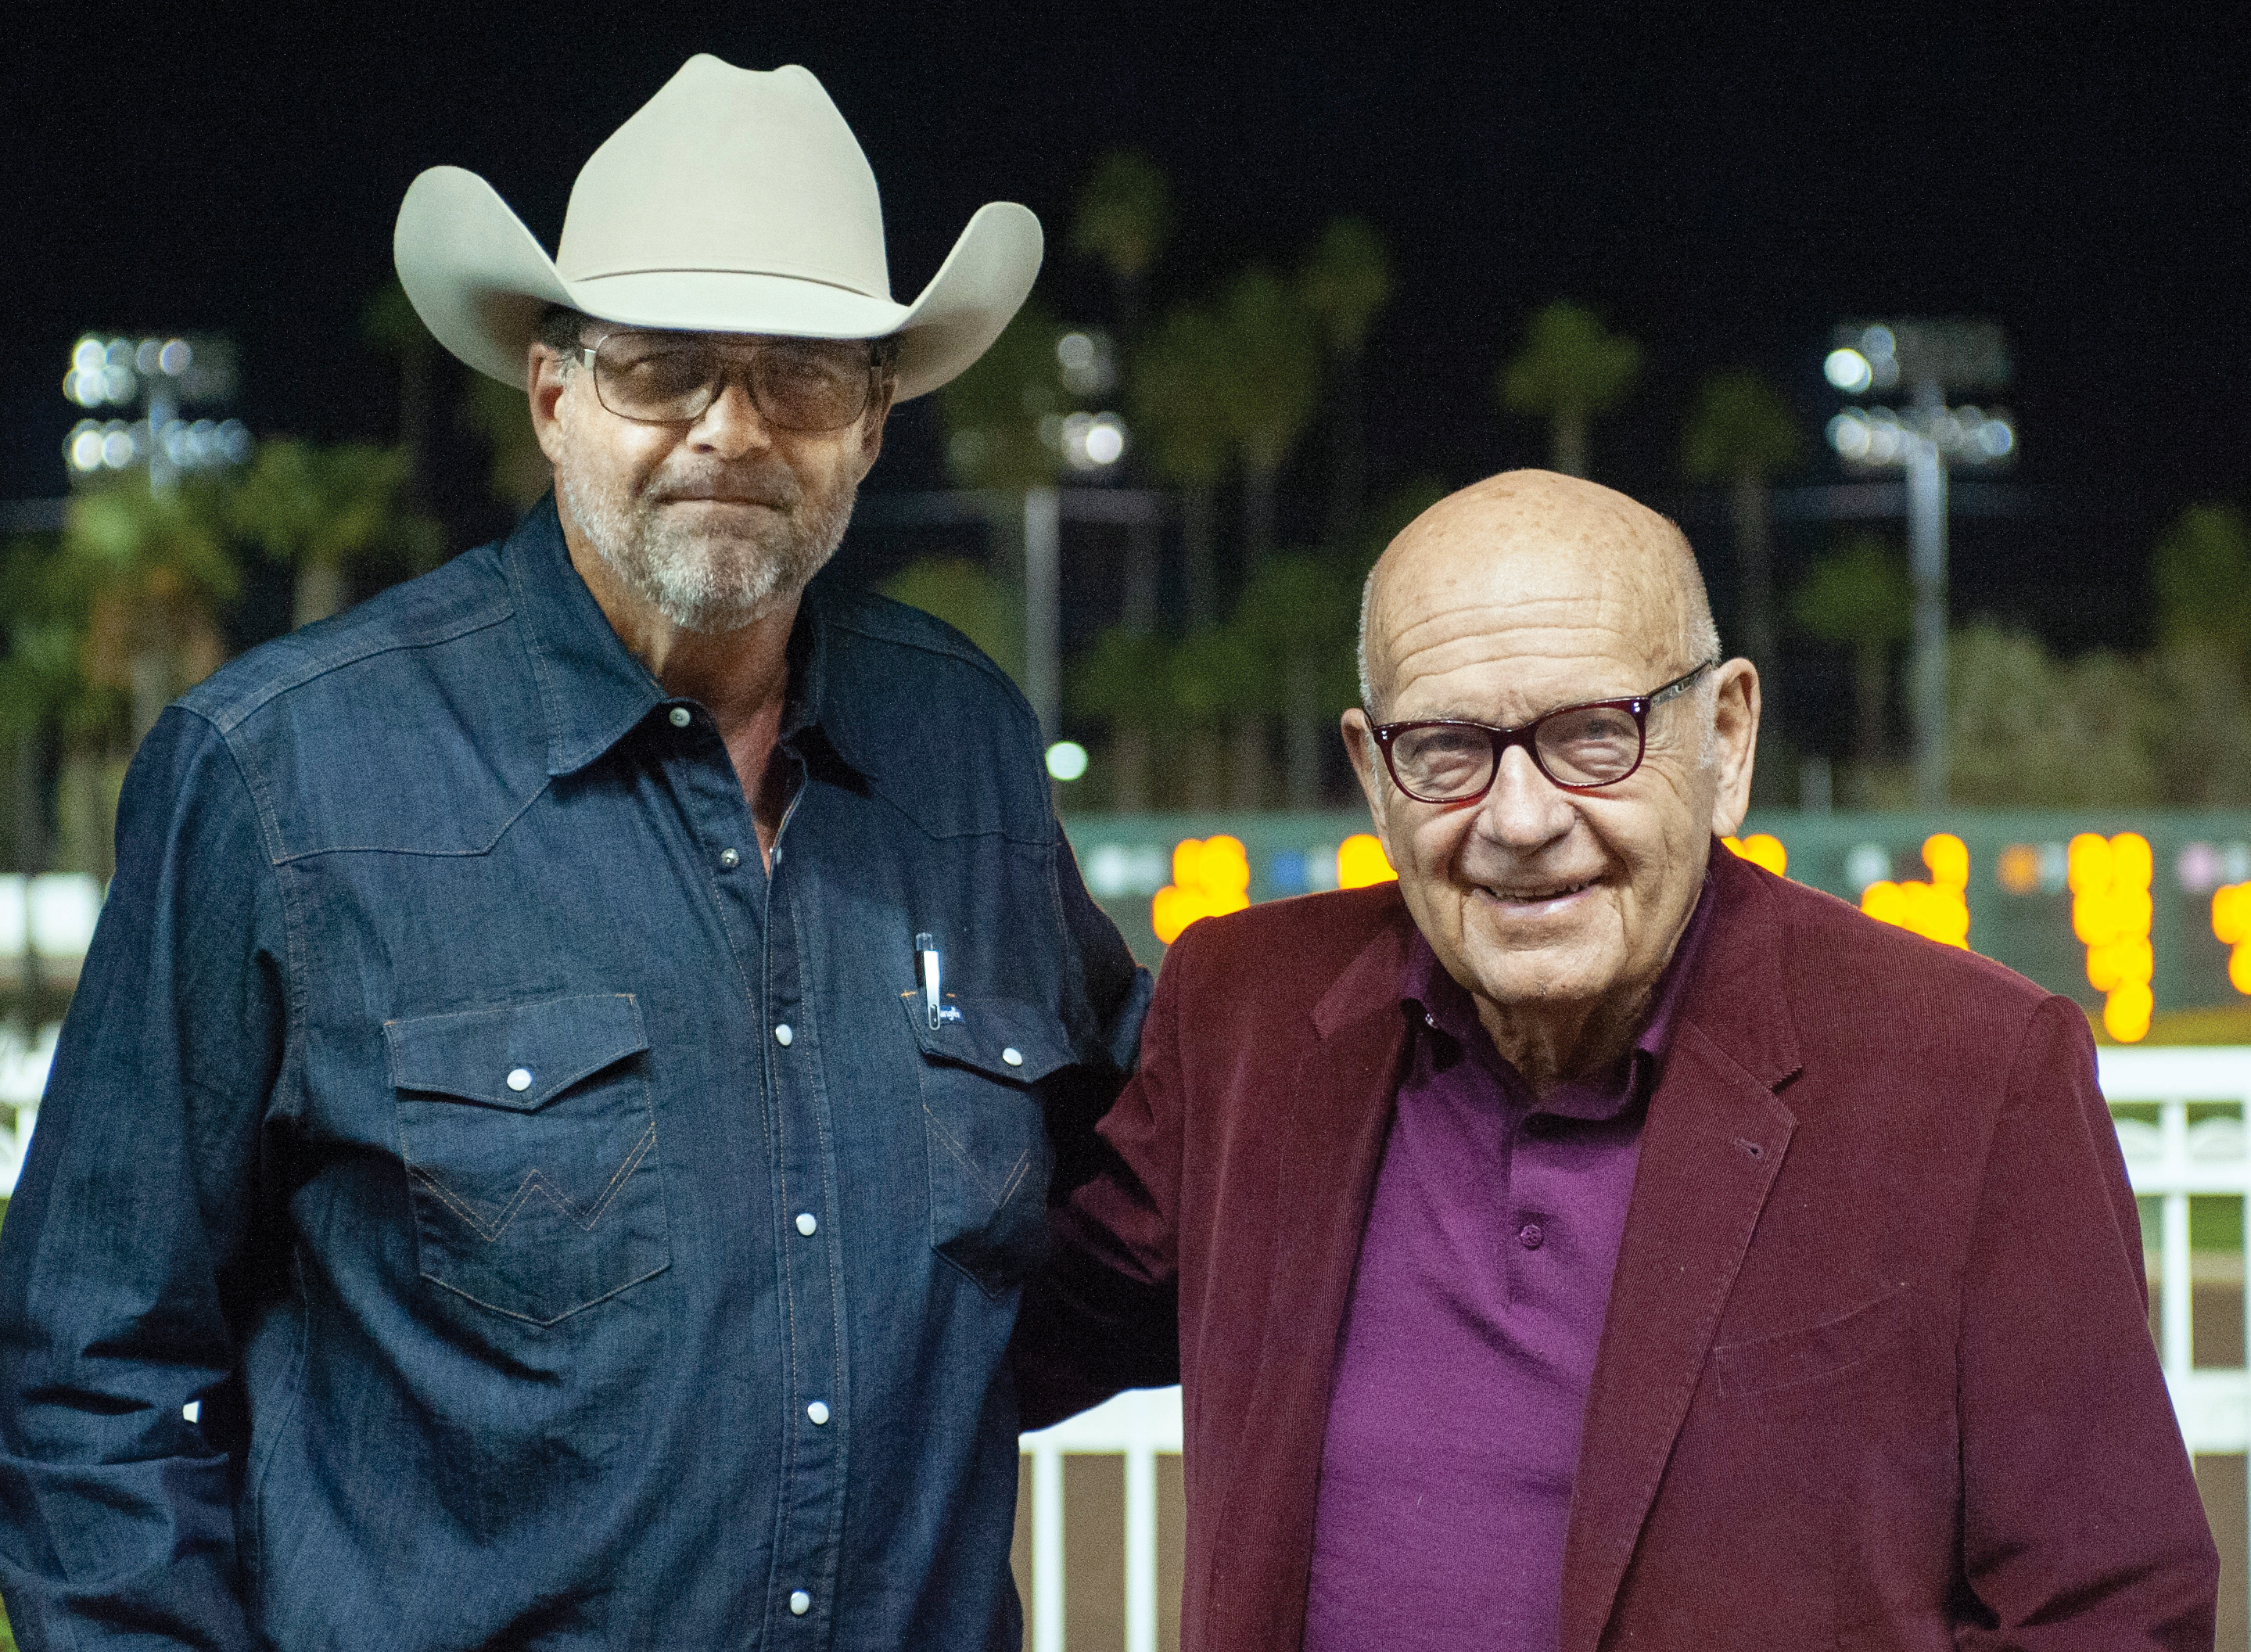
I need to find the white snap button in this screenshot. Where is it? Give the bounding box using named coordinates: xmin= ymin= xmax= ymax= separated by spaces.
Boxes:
xmin=795 ymin=1212 xmax=817 ymax=1237
xmin=1001 ymin=1047 xmax=1024 ymax=1068
xmin=506 ymin=1068 xmax=533 ymax=1092
xmin=719 ymin=847 xmax=741 ymax=869
xmin=774 ymin=1023 xmax=794 ymax=1047
xmin=668 ymin=706 xmax=691 ymax=727
xmin=788 ymin=1590 xmax=810 ymax=1615
xmin=807 ymin=1400 xmax=830 ymax=1425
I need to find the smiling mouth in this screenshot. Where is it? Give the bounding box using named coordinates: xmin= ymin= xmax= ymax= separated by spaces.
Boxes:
xmin=1483 ymin=878 xmax=1598 ymax=908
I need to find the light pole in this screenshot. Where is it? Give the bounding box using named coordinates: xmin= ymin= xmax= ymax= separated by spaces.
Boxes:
xmin=1823 ymin=321 xmax=2014 ymax=808
xmin=61 ymin=333 xmax=248 ymax=493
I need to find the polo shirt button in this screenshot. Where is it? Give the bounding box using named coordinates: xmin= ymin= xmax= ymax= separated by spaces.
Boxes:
xmin=668 ymin=706 xmax=691 ymax=728
xmin=795 ymin=1212 xmax=818 ymax=1237
xmin=807 ymin=1400 xmax=830 ymax=1425
xmin=774 ymin=1023 xmax=794 ymax=1047
xmin=719 ymin=848 xmax=741 ymax=870
xmin=1519 ymin=1222 xmax=1544 ymax=1250
xmin=506 ymin=1068 xmax=533 ymax=1093
xmin=788 ymin=1590 xmax=811 ymax=1615
xmin=1001 ymin=1047 xmax=1024 ymax=1067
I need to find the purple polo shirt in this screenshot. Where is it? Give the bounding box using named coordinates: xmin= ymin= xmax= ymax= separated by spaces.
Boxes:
xmin=1304 ymin=885 xmax=1714 ymax=1652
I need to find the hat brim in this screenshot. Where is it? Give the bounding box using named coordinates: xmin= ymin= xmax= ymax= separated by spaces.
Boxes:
xmin=393 ymin=167 xmax=1040 ymax=401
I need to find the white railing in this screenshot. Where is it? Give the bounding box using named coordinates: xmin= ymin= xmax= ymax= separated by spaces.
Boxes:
xmin=2100 ymin=1045 xmax=2251 ymax=1606
xmin=1017 ymin=1047 xmax=2251 ymax=1649
xmin=1020 ymin=1384 xmax=1182 ymax=1652
xmin=0 ymin=1022 xmax=56 ymax=1198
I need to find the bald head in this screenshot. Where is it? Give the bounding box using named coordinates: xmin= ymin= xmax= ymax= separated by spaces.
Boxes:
xmin=1357 ymin=470 xmax=1718 ymax=719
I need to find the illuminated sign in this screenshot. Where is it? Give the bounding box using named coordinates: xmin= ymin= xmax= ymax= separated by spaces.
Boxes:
xmin=2070 ymin=832 xmax=2155 ymax=1043
xmin=1861 ymin=834 xmax=1971 ymax=950
xmin=1151 ymin=836 xmax=1251 ymax=944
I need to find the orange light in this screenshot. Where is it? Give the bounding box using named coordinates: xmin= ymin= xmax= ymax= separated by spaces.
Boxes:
xmin=1151 ymin=835 xmax=1252 ymax=944
xmin=1722 ymin=833 xmax=1787 ymax=877
xmin=1861 ymin=834 xmax=1970 ymax=949
xmin=2216 ymin=881 xmax=2251 ymax=999
xmin=1336 ymin=833 xmax=1397 ymax=889
xmin=2072 ymin=832 xmax=2155 ymax=1040
xmin=1996 ymin=842 xmax=2042 ymax=895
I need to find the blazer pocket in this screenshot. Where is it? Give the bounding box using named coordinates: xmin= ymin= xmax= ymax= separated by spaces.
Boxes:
xmin=386 ymin=993 xmax=671 ymax=1326
xmin=1714 ymin=1286 xmax=1912 ymax=1399
xmin=902 ymin=991 xmax=1072 ymax=1297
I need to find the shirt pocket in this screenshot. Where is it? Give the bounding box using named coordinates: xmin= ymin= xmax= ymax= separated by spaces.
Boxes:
xmin=384 ymin=993 xmax=671 ymax=1326
xmin=902 ymin=991 xmax=1075 ymax=1297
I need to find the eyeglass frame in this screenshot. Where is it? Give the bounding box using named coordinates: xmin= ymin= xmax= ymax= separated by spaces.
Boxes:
xmin=1369 ymin=659 xmax=1721 ymax=803
xmin=572 ymin=328 xmax=899 ymax=433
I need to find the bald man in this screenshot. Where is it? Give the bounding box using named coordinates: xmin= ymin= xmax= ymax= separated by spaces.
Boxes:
xmin=1014 ymin=472 xmax=2215 ymax=1651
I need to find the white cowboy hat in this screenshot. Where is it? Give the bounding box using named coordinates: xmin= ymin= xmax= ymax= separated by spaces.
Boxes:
xmin=393 ymin=55 xmax=1041 ymax=401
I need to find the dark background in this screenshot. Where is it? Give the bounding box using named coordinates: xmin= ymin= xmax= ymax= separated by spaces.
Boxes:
xmin=5 ymin=4 xmax=2246 ymax=669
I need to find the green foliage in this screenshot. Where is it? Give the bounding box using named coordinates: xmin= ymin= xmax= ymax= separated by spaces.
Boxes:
xmin=361 ymin=276 xmax=434 ymax=359
xmin=1213 ymin=268 xmax=1324 ymax=473
xmin=1498 ymin=300 xmax=1641 ymax=419
xmin=2152 ymin=504 xmax=2251 ymax=665
xmin=231 ymin=440 xmax=440 ymax=579
xmin=1128 ymin=307 xmax=1233 ymax=489
xmin=1298 ymin=218 xmax=1392 ymax=357
xmin=1070 ymin=152 xmax=1172 ymax=286
xmin=1232 ymin=553 xmax=1361 ymax=714
xmin=462 ymin=375 xmax=554 ymax=512
xmin=1070 ymin=627 xmax=1175 ymax=724
xmin=64 ymin=479 xmax=240 ymax=609
xmin=878 ymin=558 xmax=1024 ymax=683
xmin=1793 ymin=533 xmax=1913 ymax=648
xmin=1682 ymin=370 xmax=1804 ymax=483
xmin=0 ymin=1574 xmax=13 ymax=1651
xmin=937 ymin=296 xmax=1068 ymax=492
xmin=1167 ymin=627 xmax=1263 ymax=727
xmin=1947 ymin=623 xmax=2251 ymax=808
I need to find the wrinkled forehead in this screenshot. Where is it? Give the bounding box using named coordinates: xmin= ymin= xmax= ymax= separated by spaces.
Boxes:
xmin=1373 ymin=519 xmax=1694 ymax=707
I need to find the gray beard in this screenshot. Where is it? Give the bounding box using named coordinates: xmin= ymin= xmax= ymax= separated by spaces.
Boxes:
xmin=558 ymin=451 xmax=857 ymax=635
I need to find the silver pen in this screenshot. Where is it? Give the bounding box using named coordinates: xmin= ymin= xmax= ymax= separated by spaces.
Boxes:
xmin=916 ymin=932 xmax=941 ymax=1030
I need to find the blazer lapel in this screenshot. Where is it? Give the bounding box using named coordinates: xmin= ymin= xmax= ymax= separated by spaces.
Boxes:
xmin=1208 ymin=913 xmax=1412 ymax=1652
xmin=1559 ymin=853 xmax=1804 ymax=1652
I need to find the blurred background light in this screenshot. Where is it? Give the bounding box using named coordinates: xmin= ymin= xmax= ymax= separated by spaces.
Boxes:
xmin=1044 ymin=740 xmax=1089 ymax=781
xmin=1824 ymin=347 xmax=1872 ymax=393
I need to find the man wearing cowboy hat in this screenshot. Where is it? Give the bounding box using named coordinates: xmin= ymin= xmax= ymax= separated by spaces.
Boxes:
xmin=0 ymin=56 xmax=1145 ymax=1650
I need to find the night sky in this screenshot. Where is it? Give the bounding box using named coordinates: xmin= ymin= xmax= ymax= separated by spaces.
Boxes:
xmin=6 ymin=5 xmax=2247 ymax=701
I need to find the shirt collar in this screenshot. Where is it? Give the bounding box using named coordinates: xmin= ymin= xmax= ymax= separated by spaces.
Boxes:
xmin=501 ymin=495 xmax=856 ymax=779
xmin=1401 ymin=874 xmax=1718 ymax=1122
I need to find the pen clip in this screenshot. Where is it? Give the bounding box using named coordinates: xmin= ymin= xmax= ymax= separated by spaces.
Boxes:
xmin=916 ymin=932 xmax=941 ymax=1031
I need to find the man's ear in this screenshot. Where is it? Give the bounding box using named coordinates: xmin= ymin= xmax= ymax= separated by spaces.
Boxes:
xmin=1341 ymin=708 xmax=1397 ymax=864
xmin=1706 ymin=658 xmax=1761 ymax=837
xmin=527 ymin=344 xmax=571 ymax=468
xmin=853 ymin=375 xmax=897 ymax=477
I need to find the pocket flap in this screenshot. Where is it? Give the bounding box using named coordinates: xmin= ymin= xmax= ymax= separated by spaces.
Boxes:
xmin=385 ymin=993 xmax=648 ymax=1111
xmin=899 ymin=990 xmax=1075 ymax=1084
xmin=1714 ymin=1285 xmax=1911 ymax=1398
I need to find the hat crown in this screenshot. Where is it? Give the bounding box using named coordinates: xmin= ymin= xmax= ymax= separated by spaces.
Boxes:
xmin=556 ymin=57 xmax=893 ymax=303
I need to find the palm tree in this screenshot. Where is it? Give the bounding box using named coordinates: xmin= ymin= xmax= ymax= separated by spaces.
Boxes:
xmin=1167 ymin=626 xmax=1261 ymax=811
xmin=1793 ymin=533 xmax=1913 ymax=804
xmin=362 ymin=278 xmax=440 ymax=514
xmin=1214 ymin=268 xmax=1323 ymax=570
xmin=1070 ymin=151 xmax=1171 ymax=347
xmin=1298 ymin=218 xmax=1393 ymax=544
xmin=1234 ymin=552 xmax=1360 ymax=810
xmin=231 ymin=440 xmax=441 ymax=627
xmin=1498 ymin=300 xmax=1640 ymax=478
xmin=1071 ymin=627 xmax=1172 ymax=810
xmin=1129 ymin=307 xmax=1233 ymax=630
xmin=1684 ymin=370 xmax=1804 ymax=779
xmin=61 ymin=479 xmax=239 ymax=748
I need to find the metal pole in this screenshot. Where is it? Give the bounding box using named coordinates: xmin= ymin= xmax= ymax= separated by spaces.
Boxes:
xmin=1905 ymin=379 xmax=1950 ymax=810
xmin=1023 ymin=487 xmax=1061 ymax=742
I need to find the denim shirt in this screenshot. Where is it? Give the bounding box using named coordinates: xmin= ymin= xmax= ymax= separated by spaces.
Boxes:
xmin=0 ymin=500 xmax=1148 ymax=1651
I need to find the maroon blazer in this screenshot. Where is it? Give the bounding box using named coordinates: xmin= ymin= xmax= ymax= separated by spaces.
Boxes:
xmin=1014 ymin=844 xmax=2217 ymax=1650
